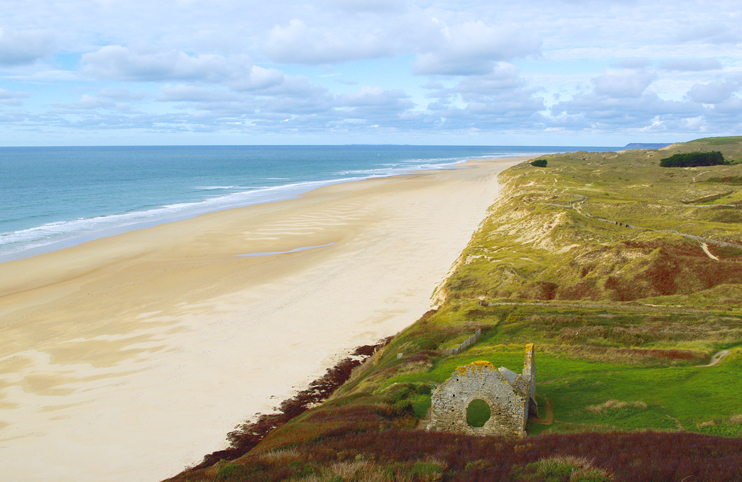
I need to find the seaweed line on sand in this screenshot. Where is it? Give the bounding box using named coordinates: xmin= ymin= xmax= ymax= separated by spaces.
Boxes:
xmin=184 ymin=337 xmax=392 ymax=472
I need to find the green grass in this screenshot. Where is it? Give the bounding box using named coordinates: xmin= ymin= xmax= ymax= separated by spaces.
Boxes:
xmin=377 ymin=345 xmax=742 ymax=435
xmin=409 ymin=393 xmax=432 ymax=419
xmin=516 ymin=455 xmax=614 ymax=482
xmin=467 ymin=399 xmax=492 ymax=427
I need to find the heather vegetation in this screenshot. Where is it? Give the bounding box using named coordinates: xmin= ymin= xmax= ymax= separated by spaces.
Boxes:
xmin=169 ymin=136 xmax=742 ymax=482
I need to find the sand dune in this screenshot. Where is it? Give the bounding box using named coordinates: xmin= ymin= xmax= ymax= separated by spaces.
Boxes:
xmin=0 ymin=157 xmax=524 ymax=482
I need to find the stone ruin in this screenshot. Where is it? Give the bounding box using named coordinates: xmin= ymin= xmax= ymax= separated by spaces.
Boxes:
xmin=426 ymin=344 xmax=537 ymax=438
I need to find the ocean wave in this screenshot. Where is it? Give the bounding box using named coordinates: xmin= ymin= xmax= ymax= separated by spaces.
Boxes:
xmin=0 ymin=176 xmax=365 ymax=260
xmin=0 ymin=154 xmax=486 ymax=262
xmin=194 ymin=185 xmax=241 ymax=191
xmin=335 ymin=159 xmax=465 ymax=177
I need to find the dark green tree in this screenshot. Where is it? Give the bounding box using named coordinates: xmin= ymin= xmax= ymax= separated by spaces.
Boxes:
xmin=660 ymin=151 xmax=725 ymax=167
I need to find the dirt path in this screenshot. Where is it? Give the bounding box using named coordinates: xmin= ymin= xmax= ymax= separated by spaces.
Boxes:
xmin=701 ymin=242 xmax=720 ymax=261
xmin=486 ymin=301 xmax=715 ymax=315
xmin=666 ymin=415 xmax=684 ymax=431
xmin=545 ymin=194 xmax=742 ymax=249
xmin=700 ymin=350 xmax=730 ymax=367
xmin=531 ymin=398 xmax=553 ymax=425
xmin=537 ymin=377 xmax=569 ymax=386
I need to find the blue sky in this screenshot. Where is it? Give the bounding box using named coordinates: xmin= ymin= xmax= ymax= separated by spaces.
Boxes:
xmin=0 ymin=0 xmax=741 ymax=146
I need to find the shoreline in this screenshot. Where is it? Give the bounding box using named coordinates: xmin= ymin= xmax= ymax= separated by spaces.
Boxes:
xmin=0 ymin=155 xmax=529 ymax=482
xmin=1 ymin=151 xmax=538 ymax=265
xmin=184 ymin=338 xmax=392 ymax=476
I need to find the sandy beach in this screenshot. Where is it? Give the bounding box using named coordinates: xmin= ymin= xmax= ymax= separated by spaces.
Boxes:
xmin=0 ymin=156 xmax=524 ymax=482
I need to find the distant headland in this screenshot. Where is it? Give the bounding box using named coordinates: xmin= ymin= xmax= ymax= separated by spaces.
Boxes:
xmin=623 ymin=142 xmax=673 ymax=149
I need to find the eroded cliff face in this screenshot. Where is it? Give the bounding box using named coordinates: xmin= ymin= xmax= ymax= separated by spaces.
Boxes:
xmin=442 ymin=149 xmax=742 ymax=305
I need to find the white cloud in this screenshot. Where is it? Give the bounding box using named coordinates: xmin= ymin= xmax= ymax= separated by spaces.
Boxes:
xmin=51 ymin=88 xmax=150 ymax=112
xmin=549 ymin=87 xmax=742 ymax=135
xmin=158 ymin=84 xmax=239 ymax=102
xmin=320 ymin=0 xmax=404 ymax=14
xmin=592 ymin=69 xmax=656 ymax=98
xmin=2 ymin=0 xmax=742 ymax=141
xmin=337 ymin=86 xmax=399 ymax=105
xmin=335 ymin=86 xmax=413 ymax=120
xmin=0 ymin=88 xmax=30 ymax=106
xmin=613 ymin=58 xmax=651 ymax=69
xmin=81 ymin=46 xmax=240 ymax=82
xmin=266 ymin=19 xmax=396 ymax=64
xmin=229 ymin=66 xmax=286 ymax=91
xmin=0 ymin=29 xmax=53 ymax=66
xmin=678 ymin=25 xmax=741 ymax=45
xmin=413 ymin=20 xmax=541 ymax=75
xmin=421 ymin=63 xmax=546 ymax=129
xmin=265 ymin=15 xmax=542 ymax=75
xmin=551 ymin=92 xmax=699 ymax=129
xmin=455 ymin=63 xmax=526 ymax=96
xmin=97 ymin=88 xmax=148 ymax=102
xmin=659 ymin=58 xmax=722 ymax=72
xmin=56 ymin=94 xmax=116 ymax=110
xmin=0 ymin=89 xmax=19 ymax=99
xmin=687 ymin=81 xmax=739 ymax=104
xmin=712 ymin=96 xmax=742 ymax=114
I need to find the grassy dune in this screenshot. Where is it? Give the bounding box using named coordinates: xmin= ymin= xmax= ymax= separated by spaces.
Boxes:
xmin=170 ymin=137 xmax=742 ymax=482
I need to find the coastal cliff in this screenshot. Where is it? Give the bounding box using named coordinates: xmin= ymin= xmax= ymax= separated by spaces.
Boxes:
xmin=169 ymin=136 xmax=742 ymax=481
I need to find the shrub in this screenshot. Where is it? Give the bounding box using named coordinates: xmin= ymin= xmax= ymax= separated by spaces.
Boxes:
xmin=522 ymin=456 xmax=612 ymax=482
xmin=386 ymin=384 xmax=416 ymax=403
xmin=416 ymin=384 xmax=432 ymax=395
xmin=571 ymin=467 xmax=613 ymax=482
xmin=531 ymin=159 xmax=548 ymax=167
xmin=410 ymin=460 xmax=445 ymax=481
xmin=659 ymin=151 xmax=725 ymax=167
xmin=215 ymin=464 xmax=254 ymax=481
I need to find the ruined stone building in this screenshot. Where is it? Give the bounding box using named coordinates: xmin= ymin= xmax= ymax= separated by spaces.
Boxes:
xmin=426 ymin=344 xmax=536 ymax=438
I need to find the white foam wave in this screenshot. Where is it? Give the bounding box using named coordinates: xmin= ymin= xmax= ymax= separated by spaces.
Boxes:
xmin=336 ymin=159 xmax=465 ymax=177
xmin=194 ymin=186 xmax=241 ymax=191
xmin=0 ymin=177 xmax=364 ymax=262
xmin=0 ymin=157 xmax=474 ymax=262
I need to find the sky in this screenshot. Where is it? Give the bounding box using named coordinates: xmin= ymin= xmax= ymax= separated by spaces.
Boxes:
xmin=0 ymin=0 xmax=741 ymax=146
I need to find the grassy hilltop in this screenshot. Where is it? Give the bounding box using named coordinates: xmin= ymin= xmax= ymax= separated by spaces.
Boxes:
xmin=171 ymin=137 xmax=742 ymax=482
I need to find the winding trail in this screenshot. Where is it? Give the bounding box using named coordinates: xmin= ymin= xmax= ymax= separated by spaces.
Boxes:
xmin=486 ymin=301 xmax=717 ymax=315
xmin=700 ymin=350 xmax=731 ymax=367
xmin=531 ymin=398 xmax=553 ymax=425
xmin=701 ymin=243 xmax=719 ymax=261
xmin=545 ymin=194 xmax=742 ymax=249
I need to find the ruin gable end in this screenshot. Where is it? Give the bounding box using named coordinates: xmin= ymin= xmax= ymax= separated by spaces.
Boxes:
xmin=426 ymin=344 xmax=536 ymax=438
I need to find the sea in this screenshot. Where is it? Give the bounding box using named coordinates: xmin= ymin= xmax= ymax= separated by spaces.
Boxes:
xmin=0 ymin=145 xmax=618 ymax=263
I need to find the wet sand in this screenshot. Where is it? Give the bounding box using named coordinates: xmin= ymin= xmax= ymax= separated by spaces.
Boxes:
xmin=0 ymin=156 xmax=525 ymax=481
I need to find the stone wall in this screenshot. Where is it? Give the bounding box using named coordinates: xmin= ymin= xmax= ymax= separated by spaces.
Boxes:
xmin=427 ymin=361 xmax=529 ymax=438
xmin=426 ymin=345 xmax=536 ymax=438
xmin=442 ymin=329 xmax=482 ymax=356
xmin=522 ymin=343 xmax=538 ymax=416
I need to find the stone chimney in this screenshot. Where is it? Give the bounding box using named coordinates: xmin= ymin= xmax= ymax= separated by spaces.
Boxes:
xmin=522 ymin=343 xmax=537 ymax=416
